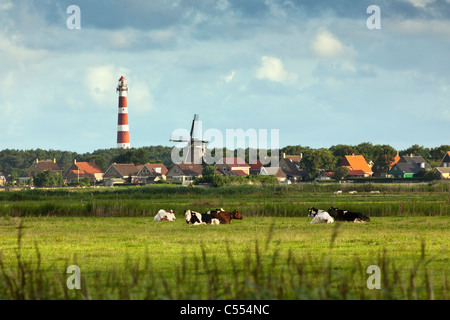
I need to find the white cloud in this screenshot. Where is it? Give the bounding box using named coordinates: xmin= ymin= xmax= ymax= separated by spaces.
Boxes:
xmin=223 ymin=71 xmax=235 ymax=83
xmin=256 ymin=56 xmax=295 ymax=83
xmin=403 ymin=0 xmax=435 ymax=8
xmin=311 ymin=30 xmax=356 ymax=59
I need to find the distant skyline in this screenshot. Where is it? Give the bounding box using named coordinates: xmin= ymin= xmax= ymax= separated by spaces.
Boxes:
xmin=1 ymin=0 xmax=449 ymax=153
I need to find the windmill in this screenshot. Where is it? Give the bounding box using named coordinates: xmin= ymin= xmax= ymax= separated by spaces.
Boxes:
xmin=170 ymin=114 xmax=208 ymax=164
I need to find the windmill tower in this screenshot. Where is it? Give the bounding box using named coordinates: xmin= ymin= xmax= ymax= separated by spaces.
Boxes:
xmin=170 ymin=114 xmax=208 ymax=164
xmin=116 ymin=76 xmax=130 ymax=149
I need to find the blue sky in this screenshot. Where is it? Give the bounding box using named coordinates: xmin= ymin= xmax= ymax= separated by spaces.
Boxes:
xmin=1 ymin=0 xmax=449 ymax=153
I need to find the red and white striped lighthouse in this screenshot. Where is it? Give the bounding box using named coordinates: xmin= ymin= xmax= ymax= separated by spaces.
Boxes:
xmin=116 ymin=76 xmax=130 ymax=149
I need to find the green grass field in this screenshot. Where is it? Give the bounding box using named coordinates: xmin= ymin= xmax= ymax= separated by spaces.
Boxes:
xmin=0 ymin=183 xmax=449 ymax=299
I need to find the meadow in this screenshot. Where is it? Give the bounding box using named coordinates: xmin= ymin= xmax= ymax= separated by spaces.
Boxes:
xmin=0 ymin=182 xmax=449 ymax=300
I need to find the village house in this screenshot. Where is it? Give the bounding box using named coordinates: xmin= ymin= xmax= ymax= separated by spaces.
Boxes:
xmin=388 ymin=154 xmax=431 ymax=178
xmin=27 ymin=158 xmax=62 ymax=177
xmin=435 ymin=151 xmax=450 ymax=179
xmin=103 ymin=163 xmax=142 ymax=186
xmin=64 ymin=160 xmax=104 ymax=183
xmin=136 ymin=163 xmax=168 ymax=184
xmin=340 ymin=154 xmax=373 ymax=178
xmin=259 ymin=167 xmax=287 ymax=182
xmin=279 ymin=153 xmax=308 ymax=182
xmin=215 ymin=157 xmax=250 ymax=176
xmin=166 ymin=163 xmax=203 ymax=183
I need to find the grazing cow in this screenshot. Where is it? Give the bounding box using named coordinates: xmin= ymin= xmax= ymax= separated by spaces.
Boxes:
xmin=185 ymin=209 xmax=220 ymax=225
xmin=154 ymin=209 xmax=176 ymax=222
xmin=307 ymin=207 xmax=334 ymax=224
xmin=334 ymin=190 xmax=342 ymax=195
xmin=328 ymin=207 xmax=370 ymax=223
xmin=212 ymin=209 xmax=243 ymax=224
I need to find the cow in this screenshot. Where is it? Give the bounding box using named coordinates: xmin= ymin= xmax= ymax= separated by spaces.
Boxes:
xmin=185 ymin=209 xmax=220 ymax=225
xmin=307 ymin=207 xmax=334 ymax=224
xmin=211 ymin=209 xmax=243 ymax=224
xmin=328 ymin=207 xmax=370 ymax=223
xmin=154 ymin=209 xmax=176 ymax=222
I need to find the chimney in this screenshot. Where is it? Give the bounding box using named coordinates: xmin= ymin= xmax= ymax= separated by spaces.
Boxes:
xmin=36 ymin=158 xmax=39 ymax=164
xmin=282 ymin=153 xmax=286 ymax=159
xmin=299 ymin=153 xmax=303 ymax=160
xmin=74 ymin=159 xmax=77 ymax=164
xmin=53 ymin=158 xmax=56 ymax=163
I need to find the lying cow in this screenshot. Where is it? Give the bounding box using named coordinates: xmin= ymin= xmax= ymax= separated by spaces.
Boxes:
xmin=154 ymin=209 xmax=176 ymax=222
xmin=212 ymin=209 xmax=243 ymax=224
xmin=307 ymin=207 xmax=334 ymax=224
xmin=185 ymin=209 xmax=220 ymax=225
xmin=328 ymin=207 xmax=370 ymax=223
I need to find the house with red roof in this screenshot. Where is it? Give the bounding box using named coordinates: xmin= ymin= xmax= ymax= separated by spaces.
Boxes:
xmin=136 ymin=163 xmax=168 ymax=183
xmin=28 ymin=159 xmax=62 ymax=178
xmin=64 ymin=160 xmax=104 ymax=182
xmin=166 ymin=163 xmax=203 ymax=183
xmin=215 ymin=157 xmax=250 ymax=176
xmin=340 ymin=154 xmax=373 ymax=177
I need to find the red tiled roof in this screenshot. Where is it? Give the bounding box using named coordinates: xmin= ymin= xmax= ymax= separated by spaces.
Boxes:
xmin=142 ymin=163 xmax=168 ymax=175
xmin=219 ymin=157 xmax=250 ymax=167
xmin=341 ymin=155 xmax=373 ymax=174
xmin=75 ymin=162 xmax=103 ymax=174
xmin=250 ymin=160 xmax=263 ymax=170
xmin=231 ymin=169 xmax=248 ymax=176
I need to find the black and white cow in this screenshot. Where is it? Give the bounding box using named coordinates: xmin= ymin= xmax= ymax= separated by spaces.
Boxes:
xmin=328 ymin=207 xmax=370 ymax=223
xmin=307 ymin=207 xmax=334 ymax=224
xmin=185 ymin=209 xmax=220 ymax=225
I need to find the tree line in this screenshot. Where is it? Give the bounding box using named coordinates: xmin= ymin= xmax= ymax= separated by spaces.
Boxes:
xmin=0 ymin=143 xmax=449 ymax=180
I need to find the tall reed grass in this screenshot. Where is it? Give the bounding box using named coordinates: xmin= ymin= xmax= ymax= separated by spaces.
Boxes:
xmin=0 ymin=221 xmax=447 ymax=300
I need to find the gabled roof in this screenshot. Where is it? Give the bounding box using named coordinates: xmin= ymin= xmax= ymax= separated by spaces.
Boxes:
xmin=397 ymin=155 xmax=431 ymax=170
xmin=261 ymin=167 xmax=286 ymax=178
xmin=175 ymin=163 xmax=203 ymax=175
xmin=279 ymin=157 xmax=307 ymax=177
xmin=250 ymin=160 xmax=263 ymax=171
xmin=231 ymin=169 xmax=248 ymax=176
xmin=140 ymin=163 xmax=168 ymax=175
xmin=341 ymin=155 xmax=373 ymax=174
xmin=438 ymin=151 xmax=450 ymax=167
xmin=37 ymin=161 xmax=61 ymax=171
xmin=217 ymin=157 xmax=250 ymax=168
xmin=74 ymin=162 xmax=103 ymax=174
xmin=436 ymin=167 xmax=450 ymax=174
xmin=110 ymin=163 xmax=142 ymax=177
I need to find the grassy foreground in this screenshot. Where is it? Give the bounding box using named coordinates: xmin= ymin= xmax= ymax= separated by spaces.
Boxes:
xmin=0 ymin=215 xmax=448 ymax=299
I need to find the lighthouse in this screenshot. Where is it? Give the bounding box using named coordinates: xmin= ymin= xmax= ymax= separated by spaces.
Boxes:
xmin=116 ymin=76 xmax=130 ymax=149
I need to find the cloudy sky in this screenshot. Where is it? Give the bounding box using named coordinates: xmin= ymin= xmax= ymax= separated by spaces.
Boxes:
xmin=1 ymin=0 xmax=449 ymax=153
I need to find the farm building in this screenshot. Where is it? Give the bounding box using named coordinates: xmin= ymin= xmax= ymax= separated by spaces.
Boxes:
xmin=64 ymin=160 xmax=104 ymax=182
xmin=27 ymin=158 xmax=62 ymax=178
xmin=215 ymin=157 xmax=250 ymax=176
xmin=340 ymin=154 xmax=373 ymax=177
xmin=388 ymin=154 xmax=431 ymax=178
xmin=0 ymin=172 xmax=5 ymax=186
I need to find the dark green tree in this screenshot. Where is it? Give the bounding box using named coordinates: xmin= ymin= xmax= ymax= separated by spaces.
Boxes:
xmin=33 ymin=170 xmax=64 ymax=187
